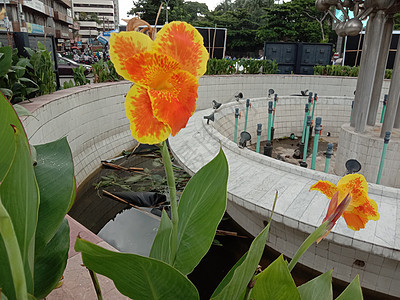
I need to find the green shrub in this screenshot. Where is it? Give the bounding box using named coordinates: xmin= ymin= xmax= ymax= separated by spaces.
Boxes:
xmin=206 ymin=58 xmax=277 ymax=75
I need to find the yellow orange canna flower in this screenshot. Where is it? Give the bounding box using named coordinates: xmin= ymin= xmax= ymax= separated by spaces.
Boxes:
xmin=109 ymin=21 xmax=208 ymax=144
xmin=310 ymin=173 xmax=380 ymax=231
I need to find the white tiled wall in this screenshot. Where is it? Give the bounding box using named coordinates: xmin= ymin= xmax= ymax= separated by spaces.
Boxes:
xmin=21 ymin=82 xmax=136 ymax=187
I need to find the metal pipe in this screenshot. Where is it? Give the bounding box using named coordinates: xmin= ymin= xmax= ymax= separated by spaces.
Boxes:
xmin=367 ymin=16 xmax=393 ymax=126
xmin=381 ymin=33 xmax=400 ymax=135
xmin=244 ymin=98 xmax=250 ymax=132
xmin=301 ymin=104 xmax=309 ymax=144
xmin=376 ymin=131 xmax=391 ymax=184
xmin=234 ymin=108 xmax=239 ymax=143
xmin=311 ymin=93 xmax=317 ymax=120
xmin=267 ymin=101 xmax=273 ymax=142
xmin=350 ymin=100 xmax=354 ymax=122
xmin=352 ymin=11 xmax=386 ymax=133
xmin=256 ymin=123 xmax=262 ymax=153
xmin=380 ymin=94 xmax=388 ymax=123
xmin=264 ymin=101 xmax=274 ymax=157
xmin=311 ymin=117 xmax=322 ymax=170
xmin=324 ymin=143 xmax=333 ymax=173
xmin=272 ymin=94 xmax=278 ymax=128
xmin=300 ymin=116 xmax=312 ymax=168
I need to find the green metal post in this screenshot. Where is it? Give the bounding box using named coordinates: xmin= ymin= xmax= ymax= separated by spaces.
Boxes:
xmin=380 ymin=94 xmax=388 ymax=123
xmin=267 ymin=101 xmax=273 ymax=142
xmin=234 ymin=108 xmax=239 ymax=143
xmin=324 ymin=143 xmax=333 ymax=173
xmin=300 ymin=116 xmax=311 ymax=168
xmin=301 ymin=104 xmax=309 ymax=144
xmin=311 ymin=117 xmax=322 ymax=170
xmin=244 ymin=99 xmax=250 ymax=132
xmin=376 ymin=131 xmax=391 ymax=184
xmin=311 ymin=93 xmax=317 ymax=120
xmin=272 ymin=94 xmax=278 ymax=127
xmin=256 ymin=123 xmax=262 ymax=153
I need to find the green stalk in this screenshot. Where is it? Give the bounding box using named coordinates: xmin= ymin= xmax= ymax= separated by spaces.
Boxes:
xmin=0 ymin=200 xmax=28 ymax=300
xmin=288 ymin=221 xmax=328 ymax=272
xmin=160 ymin=141 xmax=178 ymax=261
xmin=88 ymin=269 xmax=103 ymax=300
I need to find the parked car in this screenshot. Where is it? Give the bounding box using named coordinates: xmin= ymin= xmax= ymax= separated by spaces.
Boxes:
xmin=57 ymin=54 xmax=91 ymax=76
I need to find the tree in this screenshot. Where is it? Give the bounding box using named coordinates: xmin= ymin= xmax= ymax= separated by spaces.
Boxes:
xmin=257 ymin=0 xmax=334 ymax=43
xmin=128 ymin=0 xmax=161 ymax=24
xmin=394 ymin=13 xmax=400 ymax=30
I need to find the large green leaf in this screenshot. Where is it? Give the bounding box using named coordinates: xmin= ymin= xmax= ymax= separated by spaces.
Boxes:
xmin=211 ymin=224 xmax=271 ymax=300
xmin=336 ymin=275 xmax=363 ymax=300
xmin=297 ymin=270 xmax=333 ymax=300
xmin=0 ymin=47 xmax=12 ymax=77
xmin=0 ymin=93 xmax=39 ymax=297
xmin=34 ymin=138 xmax=75 ymax=256
xmin=34 ymin=218 xmax=69 ymax=299
xmin=250 ymin=255 xmax=300 ymax=300
xmin=173 ymin=148 xmax=228 ymax=275
xmin=0 ymin=88 xmax=13 ymax=98
xmin=75 ymin=238 xmax=200 ymax=300
xmin=149 ymin=209 xmax=173 ymax=264
xmin=0 ymin=93 xmax=24 ymax=180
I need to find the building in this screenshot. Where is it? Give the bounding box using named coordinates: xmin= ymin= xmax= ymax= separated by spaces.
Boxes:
xmin=0 ymin=0 xmax=73 ymax=51
xmin=73 ymin=0 xmax=117 ymax=44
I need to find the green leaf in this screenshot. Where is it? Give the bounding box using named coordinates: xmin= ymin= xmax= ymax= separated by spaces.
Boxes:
xmin=34 ymin=218 xmax=69 ymax=299
xmin=75 ymin=238 xmax=200 ymax=300
xmin=0 ymin=93 xmax=39 ymax=297
xmin=173 ymin=148 xmax=228 ymax=275
xmin=150 ymin=210 xmax=173 ymax=264
xmin=336 ymin=275 xmax=363 ymax=300
xmin=297 ymin=270 xmax=332 ymax=300
xmin=211 ymin=224 xmax=271 ymax=300
xmin=34 ymin=138 xmax=76 ymax=256
xmin=0 ymin=47 xmax=12 ymax=77
xmin=19 ymin=78 xmax=38 ymax=87
xmin=0 ymin=88 xmax=13 ymax=98
xmin=250 ymin=255 xmax=301 ymax=300
xmin=24 ymin=47 xmax=34 ymax=57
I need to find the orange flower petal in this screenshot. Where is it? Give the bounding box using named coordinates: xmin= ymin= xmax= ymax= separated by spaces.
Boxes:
xmin=149 ymin=70 xmax=198 ymax=136
xmin=125 ymin=85 xmax=171 ymax=144
xmin=348 ymin=194 xmax=380 ymax=221
xmin=309 ymin=180 xmax=338 ymax=199
xmin=109 ymin=31 xmax=153 ymax=81
xmin=342 ymin=210 xmax=369 ymax=230
xmin=337 ymin=174 xmax=369 ymax=206
xmin=124 ymin=51 xmax=181 ymax=90
xmin=153 ymin=21 xmax=209 ymax=78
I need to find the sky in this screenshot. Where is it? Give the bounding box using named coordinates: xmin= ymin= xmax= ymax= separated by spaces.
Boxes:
xmin=118 ymin=0 xmax=220 ymax=25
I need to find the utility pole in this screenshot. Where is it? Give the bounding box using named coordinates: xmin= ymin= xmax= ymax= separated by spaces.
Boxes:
xmin=165 ymin=0 xmax=169 ymax=24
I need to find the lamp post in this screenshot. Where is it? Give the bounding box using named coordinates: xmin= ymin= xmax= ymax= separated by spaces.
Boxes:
xmin=164 ymin=0 xmax=170 ymax=24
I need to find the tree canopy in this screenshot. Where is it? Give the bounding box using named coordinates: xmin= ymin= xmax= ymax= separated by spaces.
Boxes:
xmin=126 ymin=0 xmax=337 ymax=56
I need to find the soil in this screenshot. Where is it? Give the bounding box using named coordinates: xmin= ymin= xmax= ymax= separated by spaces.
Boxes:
xmin=248 ymin=135 xmax=339 ymax=174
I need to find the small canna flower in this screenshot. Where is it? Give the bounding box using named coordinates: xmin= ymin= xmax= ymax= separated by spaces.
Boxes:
xmin=310 ymin=173 xmax=380 ymax=232
xmin=109 ymin=21 xmax=208 ymax=144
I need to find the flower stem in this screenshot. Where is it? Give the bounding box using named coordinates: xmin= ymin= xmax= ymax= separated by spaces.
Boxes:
xmin=287 ymin=221 xmax=328 ymax=272
xmin=160 ymin=141 xmax=178 ymax=261
xmin=88 ymin=268 xmax=103 ymax=300
xmin=0 ymin=200 xmax=28 ymax=300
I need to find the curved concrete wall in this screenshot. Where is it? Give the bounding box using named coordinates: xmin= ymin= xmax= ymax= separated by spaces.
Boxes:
xmin=21 ymin=81 xmax=135 ymax=187
xmin=196 ymin=74 xmax=390 ymax=111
